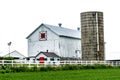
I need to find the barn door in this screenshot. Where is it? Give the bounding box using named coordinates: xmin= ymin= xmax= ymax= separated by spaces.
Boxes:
xmin=39 ymin=57 xmax=44 ymax=64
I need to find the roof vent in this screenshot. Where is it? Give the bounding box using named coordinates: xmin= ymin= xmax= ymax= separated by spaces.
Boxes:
xmin=58 ymin=23 xmax=62 ymax=27
xmin=77 ymin=27 xmax=80 ymax=31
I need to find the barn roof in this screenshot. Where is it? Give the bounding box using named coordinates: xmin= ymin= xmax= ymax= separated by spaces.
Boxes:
xmin=26 ymin=23 xmax=81 ymax=39
xmin=4 ymin=50 xmax=26 ymax=58
xmin=35 ymin=52 xmax=60 ymax=58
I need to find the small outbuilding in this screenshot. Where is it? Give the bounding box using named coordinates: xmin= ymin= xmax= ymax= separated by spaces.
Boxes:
xmin=35 ymin=51 xmax=60 ymax=65
xmin=4 ymin=50 xmax=25 ymax=60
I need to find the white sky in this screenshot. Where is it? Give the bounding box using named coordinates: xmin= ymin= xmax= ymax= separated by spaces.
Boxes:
xmin=0 ymin=0 xmax=120 ymax=60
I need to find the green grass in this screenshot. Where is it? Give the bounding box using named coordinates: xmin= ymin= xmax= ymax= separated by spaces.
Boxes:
xmin=1 ymin=69 xmax=120 ymax=80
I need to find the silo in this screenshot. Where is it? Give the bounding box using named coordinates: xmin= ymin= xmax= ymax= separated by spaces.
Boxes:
xmin=81 ymin=11 xmax=104 ymax=60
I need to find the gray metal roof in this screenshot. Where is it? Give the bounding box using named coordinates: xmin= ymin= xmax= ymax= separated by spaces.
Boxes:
xmin=36 ymin=52 xmax=60 ymax=58
xmin=26 ymin=23 xmax=81 ymax=39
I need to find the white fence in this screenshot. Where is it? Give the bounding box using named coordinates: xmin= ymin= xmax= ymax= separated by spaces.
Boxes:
xmin=0 ymin=60 xmax=120 ymax=67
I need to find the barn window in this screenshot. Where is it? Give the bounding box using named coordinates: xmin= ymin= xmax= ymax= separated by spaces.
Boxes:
xmin=40 ymin=31 xmax=47 ymax=40
xmin=26 ymin=58 xmax=30 ymax=60
xmin=44 ymin=58 xmax=47 ymax=61
xmin=50 ymin=58 xmax=54 ymax=61
xmin=57 ymin=59 xmax=60 ymax=61
xmin=14 ymin=57 xmax=19 ymax=59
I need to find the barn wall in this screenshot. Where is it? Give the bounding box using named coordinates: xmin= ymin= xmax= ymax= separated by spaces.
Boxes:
xmin=27 ymin=25 xmax=60 ymax=57
xmin=59 ymin=37 xmax=81 ymax=58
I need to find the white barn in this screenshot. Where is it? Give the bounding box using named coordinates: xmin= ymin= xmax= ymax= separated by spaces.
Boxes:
xmin=26 ymin=23 xmax=81 ymax=58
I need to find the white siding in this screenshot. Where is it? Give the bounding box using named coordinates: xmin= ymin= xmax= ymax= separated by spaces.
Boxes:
xmin=35 ymin=53 xmax=60 ymax=65
xmin=4 ymin=51 xmax=25 ymax=59
xmin=59 ymin=37 xmax=81 ymax=58
xmin=27 ymin=25 xmax=81 ymax=58
xmin=28 ymin=25 xmax=60 ymax=57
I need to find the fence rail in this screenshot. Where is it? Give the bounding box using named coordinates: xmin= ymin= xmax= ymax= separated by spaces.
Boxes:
xmin=0 ymin=60 xmax=120 ymax=67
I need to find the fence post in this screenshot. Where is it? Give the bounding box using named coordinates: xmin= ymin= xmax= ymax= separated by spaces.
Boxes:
xmin=29 ymin=61 xmax=30 ymax=68
xmin=20 ymin=60 xmax=22 ymax=67
xmin=12 ymin=60 xmax=13 ymax=67
xmin=119 ymin=61 xmax=120 ymax=66
xmin=37 ymin=62 xmax=38 ymax=67
xmin=91 ymin=60 xmax=92 ymax=65
xmin=80 ymin=61 xmax=82 ymax=65
xmin=103 ymin=61 xmax=106 ymax=65
xmin=85 ymin=61 xmax=87 ymax=65
xmin=116 ymin=61 xmax=117 ymax=66
xmin=24 ymin=59 xmax=26 ymax=64
xmin=111 ymin=61 xmax=113 ymax=66
xmin=2 ymin=60 xmax=4 ymax=66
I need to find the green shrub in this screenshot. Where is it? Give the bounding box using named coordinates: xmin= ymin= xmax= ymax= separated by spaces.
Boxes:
xmin=40 ymin=67 xmax=48 ymax=71
xmin=93 ymin=64 xmax=112 ymax=69
xmin=0 ymin=65 xmax=12 ymax=73
xmin=61 ymin=64 xmax=79 ymax=70
xmin=39 ymin=65 xmax=60 ymax=71
xmin=11 ymin=67 xmax=30 ymax=72
xmin=4 ymin=57 xmax=14 ymax=60
xmin=0 ymin=57 xmax=4 ymax=60
xmin=0 ymin=70 xmax=6 ymax=74
xmin=0 ymin=64 xmax=117 ymax=73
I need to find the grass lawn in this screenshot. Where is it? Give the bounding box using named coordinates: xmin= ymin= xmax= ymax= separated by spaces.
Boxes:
xmin=0 ymin=69 xmax=120 ymax=80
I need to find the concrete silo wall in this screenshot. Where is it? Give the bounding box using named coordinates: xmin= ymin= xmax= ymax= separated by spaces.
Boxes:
xmin=81 ymin=11 xmax=104 ymax=60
